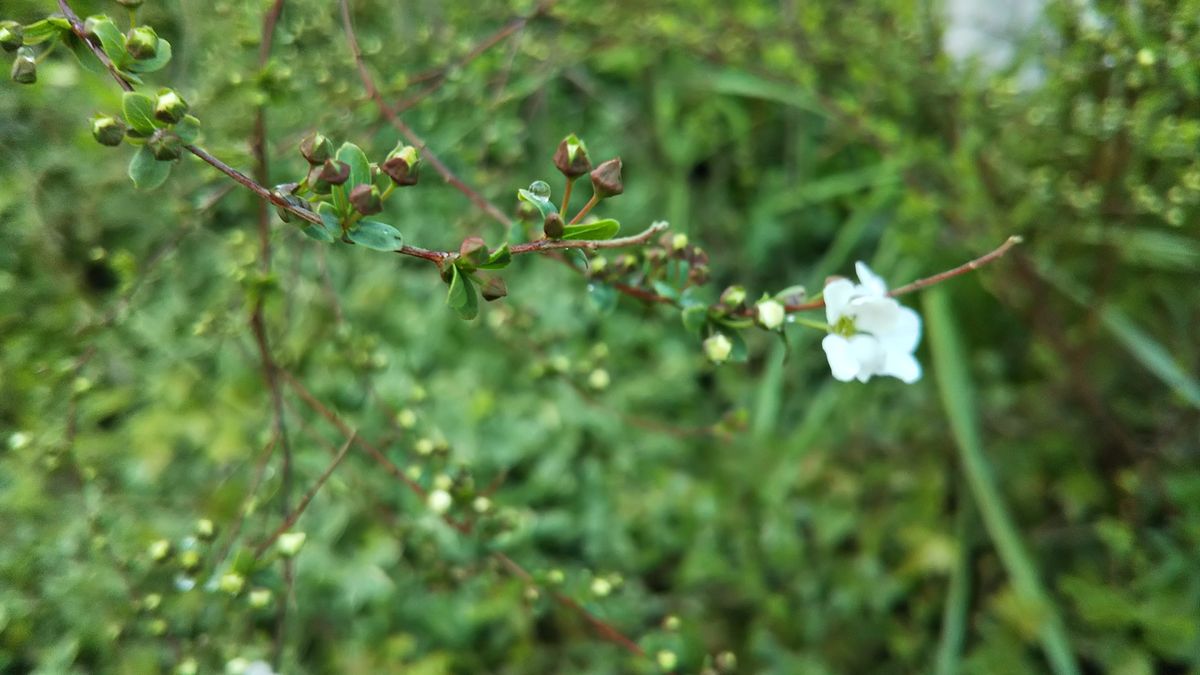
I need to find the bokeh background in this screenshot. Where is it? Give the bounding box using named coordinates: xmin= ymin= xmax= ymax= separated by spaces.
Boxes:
xmin=2 ymin=0 xmax=1199 ymax=673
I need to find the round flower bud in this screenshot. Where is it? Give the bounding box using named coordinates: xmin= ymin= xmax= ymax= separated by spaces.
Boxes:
xmin=154 ymin=89 xmax=189 ymax=125
xmin=349 ymin=184 xmax=382 ymax=215
xmin=11 ymin=46 xmax=36 ymax=85
xmin=543 ymin=212 xmax=564 ymax=239
xmin=427 ymin=489 xmax=453 ymax=515
xmin=276 ymin=531 xmax=306 ymax=557
xmin=125 ymin=26 xmax=159 ymax=61
xmin=317 ymin=159 xmax=350 ymax=186
xmin=458 ymin=236 xmax=488 ymax=267
xmin=248 ymin=588 xmax=272 ymax=608
xmin=91 ymin=115 xmax=127 ymax=147
xmin=703 ymin=333 xmax=733 ymax=364
xmin=148 ymin=129 xmax=183 ymax=161
xmin=756 ymin=299 xmax=786 ymax=330
xmin=656 ymin=650 xmax=678 ymax=672
xmin=553 ymin=133 xmax=592 ymax=179
xmin=195 ymin=518 xmax=216 ymax=541
xmin=381 ymin=145 xmax=420 ymax=186
xmin=299 ymin=131 xmax=333 ymax=164
xmin=720 ymin=285 xmax=746 ymax=308
xmin=472 ymin=496 xmax=491 ymax=514
xmin=148 ymin=539 xmax=173 ymax=562
xmin=589 ymin=157 xmax=624 ymax=198
xmin=671 ymin=233 xmax=689 ymax=251
xmin=587 ymin=368 xmax=610 ymax=391
xmin=480 ymin=275 xmax=508 ymax=302
xmin=0 ymin=21 xmax=24 ymax=52
xmin=178 ymin=549 xmax=200 ymax=571
xmin=590 ymin=577 xmax=612 ymax=597
xmin=218 ymin=573 xmax=245 ymax=595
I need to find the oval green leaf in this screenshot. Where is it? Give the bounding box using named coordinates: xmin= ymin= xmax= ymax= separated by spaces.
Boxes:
xmin=128 ymin=146 xmax=171 ymax=189
xmin=125 ymin=37 xmax=172 ymax=73
xmin=561 ymin=218 xmax=620 ymax=241
xmin=336 ymin=142 xmax=371 ymax=191
xmin=85 ymin=16 xmax=128 ymax=68
xmin=173 ymin=114 xmax=201 ymax=144
xmin=347 ymin=220 xmax=404 ymax=251
xmin=122 ymin=91 xmax=157 ymax=134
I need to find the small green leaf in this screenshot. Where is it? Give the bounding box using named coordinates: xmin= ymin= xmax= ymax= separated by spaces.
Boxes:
xmin=479 ymin=243 xmax=512 ymax=270
xmin=173 ymin=114 xmax=201 ymax=144
xmin=125 ymin=37 xmax=171 ymax=73
xmin=445 ymin=265 xmax=479 ymax=320
xmin=128 ymin=146 xmax=171 ymax=189
xmin=517 ymin=187 xmax=558 ymax=220
xmin=336 ymin=142 xmax=371 ymax=191
xmin=122 ymin=92 xmax=157 ymax=134
xmin=651 ymin=281 xmax=680 ymax=301
xmin=64 ymin=32 xmax=106 ymax=75
xmin=561 ymin=218 xmax=620 ymax=241
xmin=22 ymin=18 xmax=71 ymax=45
xmin=300 ymin=204 xmax=340 ymax=243
xmin=681 ymin=305 xmax=708 ymax=336
xmin=589 ymin=282 xmax=617 ymax=315
xmin=85 ymin=16 xmax=128 ymax=68
xmin=347 ymin=220 xmax=404 ymax=251
xmin=727 ymin=331 xmax=749 ymax=363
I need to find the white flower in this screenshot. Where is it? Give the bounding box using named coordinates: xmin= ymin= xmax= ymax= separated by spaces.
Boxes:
xmin=703 ymin=333 xmax=733 ymax=364
xmin=821 ymin=262 xmax=922 ymax=383
xmin=756 ymin=299 xmax=786 ymax=330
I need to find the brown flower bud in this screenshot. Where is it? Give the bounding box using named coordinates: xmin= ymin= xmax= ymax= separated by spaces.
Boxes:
xmin=553 ymin=134 xmax=591 ymax=179
xmin=589 ymin=157 xmax=623 ymax=198
xmin=349 ymin=184 xmax=382 ymax=215
xmin=318 ymin=159 xmax=350 ymax=186
xmin=299 ymin=131 xmax=333 ymax=165
xmin=381 ymin=145 xmax=420 ymax=186
xmin=543 ymin=212 xmax=564 ymax=239
xmin=459 ymin=236 xmax=488 ymax=267
xmin=480 ymin=275 xmax=508 ymax=302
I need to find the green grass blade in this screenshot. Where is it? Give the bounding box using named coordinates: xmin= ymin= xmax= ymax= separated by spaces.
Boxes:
xmin=925 ymin=288 xmax=1079 ymax=675
xmin=934 ymin=492 xmax=972 ymax=675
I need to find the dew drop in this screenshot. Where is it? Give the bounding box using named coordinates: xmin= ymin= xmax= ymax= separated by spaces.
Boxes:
xmin=528 ymin=180 xmax=551 ymax=200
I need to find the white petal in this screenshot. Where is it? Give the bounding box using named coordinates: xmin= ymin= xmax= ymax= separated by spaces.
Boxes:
xmin=855 ymin=261 xmax=888 ymax=296
xmin=848 ymin=296 xmax=901 ymax=335
xmin=882 ymin=350 xmax=922 ymax=383
xmin=822 ymin=334 xmax=859 ymax=382
xmin=876 ymin=305 xmax=922 ymax=354
xmin=823 ymin=279 xmax=856 ymax=324
xmin=848 ymin=334 xmax=886 ymax=380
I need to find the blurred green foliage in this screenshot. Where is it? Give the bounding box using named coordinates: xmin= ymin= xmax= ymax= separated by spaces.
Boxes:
xmin=2 ymin=0 xmax=1199 ymax=673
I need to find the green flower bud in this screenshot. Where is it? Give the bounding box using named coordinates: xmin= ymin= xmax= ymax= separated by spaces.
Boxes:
xmin=11 ymin=46 xmax=36 ymax=85
xmin=480 ymin=275 xmax=507 ymax=302
xmin=703 ymin=333 xmax=733 ymax=364
xmin=178 ymin=549 xmax=200 ymax=571
xmin=349 ymin=184 xmax=382 ymax=215
xmin=276 ymin=531 xmax=306 ymax=557
xmin=218 ymin=572 xmax=245 ymax=595
xmin=381 ymin=144 xmax=420 ymax=186
xmin=117 ymin=0 xmax=145 ymax=7
xmin=589 ymin=157 xmax=624 ymax=198
xmin=720 ymin=285 xmax=746 ymax=307
xmin=553 ymin=133 xmax=591 ymax=179
xmin=318 ymin=159 xmax=350 ymax=186
xmin=299 ymin=131 xmax=333 ymax=165
xmin=248 ymin=588 xmax=272 ymax=608
xmin=91 ymin=115 xmax=127 ymax=147
xmin=148 ymin=129 xmax=183 ymax=161
xmin=125 ymin=26 xmax=158 ymax=60
xmin=195 ymin=518 xmax=216 ymax=541
xmin=148 ymin=539 xmax=173 ymax=562
xmin=153 ymin=89 xmax=188 ymax=125
xmin=543 ymin=212 xmax=564 ymax=239
xmin=0 ymin=21 xmax=24 ymax=52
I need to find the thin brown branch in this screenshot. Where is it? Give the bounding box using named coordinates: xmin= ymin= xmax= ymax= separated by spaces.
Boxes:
xmin=339 ymin=0 xmax=513 ymax=227
xmin=254 ymin=431 xmax=354 ymax=558
xmin=510 ymin=221 xmax=669 ymax=256
xmin=56 ymin=0 xmax=133 ymax=91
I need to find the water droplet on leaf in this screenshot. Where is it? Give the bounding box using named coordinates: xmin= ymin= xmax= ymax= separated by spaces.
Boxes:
xmin=528 ymin=180 xmax=551 ymax=200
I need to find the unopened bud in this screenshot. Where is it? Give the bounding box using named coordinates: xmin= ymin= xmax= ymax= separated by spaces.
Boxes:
xmin=589 ymin=157 xmax=624 ymax=198
xmin=178 ymin=549 xmax=200 ymax=571
xmin=553 ymin=133 xmax=591 ymax=179
xmin=543 ymin=212 xmax=564 ymax=239
xmin=480 ymin=275 xmax=507 ymax=302
xmin=276 ymin=531 xmax=306 ymax=557
xmin=148 ymin=539 xmax=173 ymax=562
xmin=218 ymin=573 xmax=245 ymax=595
xmin=349 ymin=184 xmax=382 ymax=215
xmin=720 ymin=285 xmax=746 ymax=307
xmin=703 ymin=333 xmax=733 ymax=364
xmin=459 ymin=236 xmax=488 ymax=267
xmin=0 ymin=21 xmax=24 ymax=52
xmin=299 ymin=131 xmax=333 ymax=164
xmin=248 ymin=588 xmax=272 ymax=608
xmin=756 ymin=299 xmax=786 ymax=330
xmin=428 ymin=489 xmax=453 ymax=515
xmin=148 ymin=129 xmax=183 ymax=161
xmin=671 ymin=233 xmax=689 ymax=251
xmin=125 ymin=26 xmax=159 ymax=61
xmin=11 ymin=46 xmax=36 ymax=85
xmin=195 ymin=518 xmax=216 ymax=541
xmin=153 ymin=89 xmax=188 ymax=124
xmin=382 ymin=144 xmax=420 ymax=186
xmin=318 ymin=159 xmax=350 ymax=186
xmin=91 ymin=115 xmax=126 ymax=146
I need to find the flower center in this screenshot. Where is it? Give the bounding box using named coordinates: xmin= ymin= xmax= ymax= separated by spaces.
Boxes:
xmin=833 ymin=315 xmax=857 ymax=337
